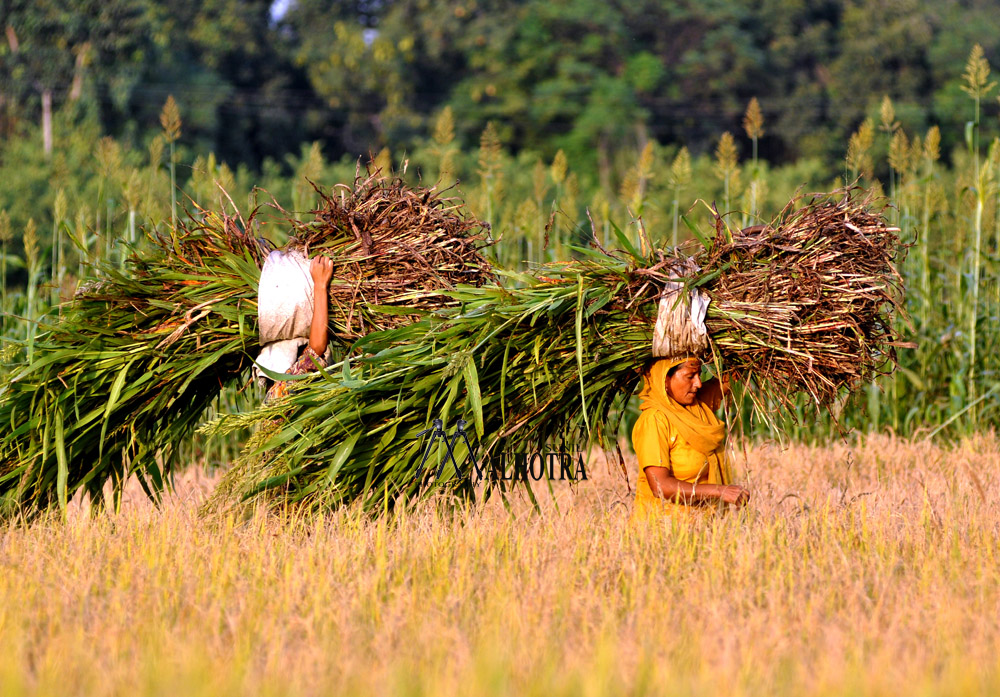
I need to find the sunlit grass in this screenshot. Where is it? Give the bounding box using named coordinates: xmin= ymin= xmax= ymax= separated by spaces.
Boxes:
xmin=1 ymin=435 xmax=997 ymax=696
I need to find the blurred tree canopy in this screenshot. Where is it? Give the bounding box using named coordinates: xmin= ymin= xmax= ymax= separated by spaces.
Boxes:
xmin=3 ymin=0 xmax=1000 ymax=172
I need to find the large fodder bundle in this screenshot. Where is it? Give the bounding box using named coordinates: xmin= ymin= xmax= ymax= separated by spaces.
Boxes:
xmin=700 ymin=188 xmax=905 ymax=407
xmin=0 ymin=210 xmax=263 ymax=517
xmin=202 ymin=257 xmax=654 ymax=513
xmin=208 ymin=189 xmax=905 ymax=514
xmin=0 ymin=176 xmax=493 ymax=519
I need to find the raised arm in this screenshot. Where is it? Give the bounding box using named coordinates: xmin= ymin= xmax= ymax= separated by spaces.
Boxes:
xmin=308 ymin=256 xmax=334 ymax=356
xmin=697 ymin=372 xmax=733 ymax=412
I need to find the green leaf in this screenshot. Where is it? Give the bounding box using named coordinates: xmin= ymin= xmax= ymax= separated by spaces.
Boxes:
xmin=100 ymin=358 xmax=136 ymax=461
xmin=326 ymin=432 xmax=361 ymax=483
xmin=681 ymin=215 xmax=713 ymax=251
xmin=0 ymin=253 xmax=25 ymax=270
xmin=608 ymin=219 xmax=644 ymax=261
xmin=575 ymin=275 xmax=591 ymax=438
xmin=463 ymin=358 xmax=484 ymax=437
xmin=249 ymin=355 xmax=316 ymax=382
xmin=55 ymin=408 xmax=68 ymax=516
xmin=500 ymin=335 xmax=513 ymax=424
xmin=897 ymin=365 xmax=926 ymax=392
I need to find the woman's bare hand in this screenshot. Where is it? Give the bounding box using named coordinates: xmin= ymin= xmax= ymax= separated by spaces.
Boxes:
xmin=719 ymin=372 xmax=732 ymax=395
xmin=719 ymin=485 xmax=750 ymax=506
xmin=310 ymin=256 xmax=333 ymax=287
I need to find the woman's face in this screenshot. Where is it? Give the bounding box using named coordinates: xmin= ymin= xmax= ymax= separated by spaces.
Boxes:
xmin=666 ymin=359 xmax=702 ymax=406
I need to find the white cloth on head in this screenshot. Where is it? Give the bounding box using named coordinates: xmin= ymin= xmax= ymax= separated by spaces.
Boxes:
xmin=651 ymin=269 xmax=710 ymax=359
xmin=255 ymin=249 xmax=315 ymax=384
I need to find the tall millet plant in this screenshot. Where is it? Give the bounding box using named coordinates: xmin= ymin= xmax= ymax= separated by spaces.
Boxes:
xmin=23 ymin=219 xmax=39 ymax=362
xmin=668 ymin=147 xmax=691 ymax=249
xmin=714 ymin=132 xmax=740 ymax=215
xmin=160 ymin=96 xmax=182 ymax=233
xmin=550 ymin=149 xmax=568 ymax=258
xmin=51 ymin=190 xmax=67 ymax=308
xmin=919 ymin=127 xmax=941 ymax=335
xmin=846 ymin=118 xmax=878 ymax=427
xmin=0 ymin=210 xmax=10 ymax=338
xmin=743 ymin=98 xmax=766 ymax=222
xmin=431 ymin=106 xmax=457 ymax=183
xmin=477 ymin=122 xmax=504 ymax=239
xmin=94 ymin=137 xmax=123 ymax=265
xmin=961 ymin=44 xmax=996 ymax=419
xmin=846 ymin=119 xmax=875 ymax=183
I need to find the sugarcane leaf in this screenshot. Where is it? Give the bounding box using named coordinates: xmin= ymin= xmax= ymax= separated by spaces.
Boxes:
xmin=688 ymin=261 xmax=732 ymax=288
xmin=500 ymin=334 xmax=513 ymax=425
xmin=326 ymin=431 xmax=360 ymax=483
xmin=261 ymin=418 xmax=310 ymax=452
xmin=462 ymin=358 xmax=484 ymax=437
xmin=365 ymin=304 xmax=430 ymax=317
xmin=584 ymin=289 xmax=614 ymax=318
xmin=438 ymin=371 xmax=465 ymax=427
xmin=609 ymin=219 xmax=643 ymax=260
xmin=565 ymin=244 xmax=611 ymax=261
xmin=99 ymin=358 xmax=136 ymax=463
xmin=250 ymin=356 xmax=316 ymax=382
xmin=41 ymin=403 xmax=50 ymax=465
xmin=244 ymin=467 xmax=306 ymax=498
xmin=575 ymin=275 xmax=592 ymax=438
xmin=342 ymin=354 xmax=354 ymax=383
xmin=681 ymin=215 xmax=713 ymax=251
xmin=54 ymin=408 xmax=68 ymax=515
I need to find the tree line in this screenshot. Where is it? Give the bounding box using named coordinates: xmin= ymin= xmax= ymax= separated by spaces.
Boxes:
xmin=4 ymin=0 xmax=1000 ymax=177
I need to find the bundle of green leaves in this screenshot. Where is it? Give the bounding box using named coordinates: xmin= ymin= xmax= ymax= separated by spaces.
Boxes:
xmin=0 ymin=175 xmax=493 ymax=519
xmin=0 ymin=209 xmax=264 ymax=518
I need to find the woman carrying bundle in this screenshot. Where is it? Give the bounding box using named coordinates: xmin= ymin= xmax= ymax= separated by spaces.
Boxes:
xmin=631 ymin=356 xmax=750 ymax=520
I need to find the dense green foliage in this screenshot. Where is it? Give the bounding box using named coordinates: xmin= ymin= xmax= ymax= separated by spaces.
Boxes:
xmin=4 ymin=3 xmax=1000 ymax=447
xmin=4 ymin=1 xmax=1000 ymax=176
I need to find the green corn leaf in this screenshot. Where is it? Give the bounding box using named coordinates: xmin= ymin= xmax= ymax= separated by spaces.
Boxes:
xmin=609 ymin=219 xmax=643 ymax=260
xmin=326 ymin=432 xmax=361 ymax=483
xmin=54 ymin=408 xmax=68 ymax=515
xmin=575 ymin=275 xmax=591 ymax=438
xmin=463 ymin=357 xmax=484 ymax=437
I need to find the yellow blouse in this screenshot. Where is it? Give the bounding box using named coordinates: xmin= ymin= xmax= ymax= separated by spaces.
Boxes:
xmin=631 ymin=407 xmax=726 ymax=520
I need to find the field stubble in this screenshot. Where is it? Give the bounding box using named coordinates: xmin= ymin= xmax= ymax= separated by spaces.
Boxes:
xmin=0 ymin=434 xmax=998 ymax=696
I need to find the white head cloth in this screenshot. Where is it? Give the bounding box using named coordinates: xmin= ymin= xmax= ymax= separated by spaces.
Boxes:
xmin=255 ymin=249 xmax=314 ymax=383
xmin=651 ymin=261 xmax=711 ymax=359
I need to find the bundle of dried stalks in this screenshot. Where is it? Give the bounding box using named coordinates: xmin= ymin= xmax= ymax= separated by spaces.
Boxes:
xmin=700 ymin=188 xmax=905 ymax=407
xmin=288 ymin=174 xmax=494 ymax=341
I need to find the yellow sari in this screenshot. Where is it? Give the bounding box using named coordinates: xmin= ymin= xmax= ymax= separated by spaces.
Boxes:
xmin=631 ymin=358 xmax=731 ymax=521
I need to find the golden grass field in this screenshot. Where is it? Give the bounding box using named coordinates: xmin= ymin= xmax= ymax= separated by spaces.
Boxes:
xmin=1 ymin=433 xmax=998 ymax=696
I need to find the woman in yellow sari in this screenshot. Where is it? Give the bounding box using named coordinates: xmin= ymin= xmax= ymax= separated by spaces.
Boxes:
xmin=632 ymin=356 xmax=749 ymax=520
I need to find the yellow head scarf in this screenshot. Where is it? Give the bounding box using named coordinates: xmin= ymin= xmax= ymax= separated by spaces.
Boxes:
xmin=637 ymin=357 xmax=726 ymax=456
